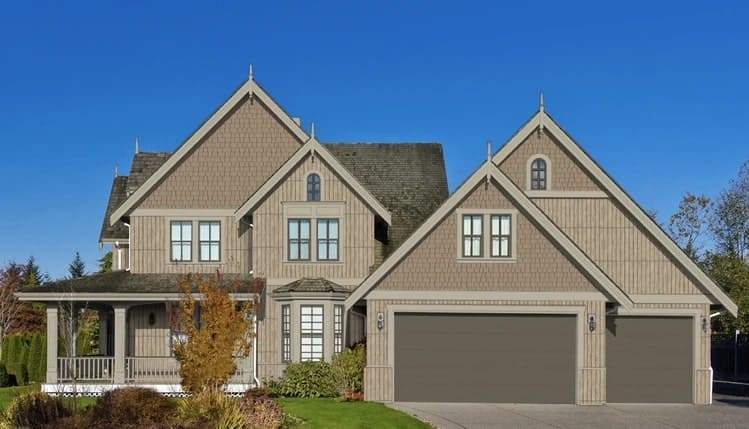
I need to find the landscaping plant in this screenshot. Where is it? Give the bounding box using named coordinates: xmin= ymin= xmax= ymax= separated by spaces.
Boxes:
xmin=0 ymin=390 xmax=70 ymax=429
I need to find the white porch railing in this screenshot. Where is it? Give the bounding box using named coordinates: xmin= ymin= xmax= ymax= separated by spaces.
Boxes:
xmin=125 ymin=357 xmax=254 ymax=385
xmin=57 ymin=357 xmax=114 ymax=383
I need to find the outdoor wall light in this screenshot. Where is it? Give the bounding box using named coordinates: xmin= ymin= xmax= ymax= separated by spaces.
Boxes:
xmin=587 ymin=314 xmax=596 ymax=332
xmin=148 ymin=312 xmax=156 ymax=326
xmin=701 ymin=316 xmax=708 ymax=333
xmin=376 ymin=312 xmax=385 ymax=330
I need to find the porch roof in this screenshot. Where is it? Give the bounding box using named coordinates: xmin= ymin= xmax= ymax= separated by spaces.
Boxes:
xmin=17 ymin=271 xmax=264 ymax=302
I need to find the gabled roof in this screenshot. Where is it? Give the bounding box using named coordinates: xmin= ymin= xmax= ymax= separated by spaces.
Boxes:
xmin=492 ymin=110 xmax=738 ymax=316
xmin=344 ymin=161 xmax=635 ymax=308
xmin=233 ymin=138 xmax=393 ymax=224
xmin=110 ymin=78 xmax=310 ymax=226
xmin=127 ymin=151 xmax=171 ymax=196
xmin=324 ymin=143 xmax=448 ymax=251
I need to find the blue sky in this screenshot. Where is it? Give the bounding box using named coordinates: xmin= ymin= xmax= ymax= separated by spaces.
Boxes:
xmin=0 ymin=1 xmax=747 ymax=279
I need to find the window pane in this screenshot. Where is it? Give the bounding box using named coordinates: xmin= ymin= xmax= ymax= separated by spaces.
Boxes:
xmin=491 ymin=237 xmax=500 ymax=257
xmin=500 ymin=216 xmax=511 ymax=235
xmin=289 ymin=221 xmax=298 ymax=239
xmin=289 ymin=243 xmax=299 ymax=260
xmin=200 ymin=244 xmax=209 ymax=260
xmin=329 ymin=220 xmax=338 ymax=239
xmin=199 ymin=223 xmax=210 ymax=241
xmin=318 ymin=242 xmax=327 ymax=260
xmin=318 ymin=221 xmax=327 ymax=238
xmin=329 ymin=243 xmax=338 ymax=260
xmin=300 ymin=242 xmax=309 ymax=260
xmin=182 ymin=244 xmax=191 ymax=261
xmin=210 ymin=243 xmax=219 ymax=261
xmin=491 ymin=216 xmax=500 ymax=236
xmin=472 ymin=216 xmax=482 ymax=234
xmin=171 ymin=223 xmax=181 ymax=241
xmin=463 ymin=238 xmax=471 ymax=256
xmin=210 ymin=223 xmax=220 ymax=240
xmin=300 ymin=221 xmax=310 ymax=239
xmin=463 ymin=216 xmax=471 ymax=235
xmin=172 ymin=244 xmax=181 ymax=260
xmin=471 ymin=237 xmax=481 ymax=256
xmin=501 ymin=237 xmax=510 ymax=256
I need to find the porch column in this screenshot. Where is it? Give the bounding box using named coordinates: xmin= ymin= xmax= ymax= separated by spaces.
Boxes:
xmin=113 ymin=305 xmax=127 ymax=384
xmin=46 ymin=305 xmax=58 ymax=384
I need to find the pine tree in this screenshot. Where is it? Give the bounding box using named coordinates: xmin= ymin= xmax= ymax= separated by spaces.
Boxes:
xmin=98 ymin=251 xmax=112 ymax=273
xmin=22 ymin=256 xmax=48 ymax=286
xmin=68 ymin=252 xmax=86 ymax=278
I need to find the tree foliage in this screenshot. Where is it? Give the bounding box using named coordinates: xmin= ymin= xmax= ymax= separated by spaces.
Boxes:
xmin=22 ymin=256 xmax=48 ymax=286
xmin=98 ymin=251 xmax=112 ymax=273
xmin=0 ymin=263 xmax=24 ymax=355
xmin=172 ymin=275 xmax=255 ymax=393
xmin=67 ymin=252 xmax=86 ymax=278
xmin=668 ymin=193 xmax=712 ymax=260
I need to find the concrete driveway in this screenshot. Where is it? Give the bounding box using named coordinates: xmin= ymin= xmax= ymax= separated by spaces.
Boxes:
xmin=391 ymin=396 xmax=749 ymax=429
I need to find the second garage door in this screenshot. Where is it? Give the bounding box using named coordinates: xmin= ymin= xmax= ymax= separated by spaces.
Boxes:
xmin=606 ymin=316 xmax=693 ymax=403
xmin=394 ymin=313 xmax=576 ymax=403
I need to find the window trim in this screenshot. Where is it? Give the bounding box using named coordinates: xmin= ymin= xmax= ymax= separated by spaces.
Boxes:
xmin=281 ymin=304 xmax=291 ymax=363
xmin=526 ymin=154 xmax=552 ymax=191
xmin=283 ymin=203 xmax=345 ymax=263
xmin=456 ymin=209 xmax=517 ymax=262
xmin=333 ymin=304 xmax=344 ymax=354
xmin=300 ymin=304 xmax=324 ymax=362
xmin=316 ymin=219 xmax=340 ymax=261
xmin=306 ymin=172 xmax=321 ymax=201
xmin=169 ymin=221 xmax=193 ymax=262
xmin=198 ymin=220 xmax=221 ymax=262
xmin=287 ymin=218 xmax=312 ymax=261
xmin=461 ymin=214 xmax=483 ymax=258
xmin=490 ymin=214 xmax=513 ymax=258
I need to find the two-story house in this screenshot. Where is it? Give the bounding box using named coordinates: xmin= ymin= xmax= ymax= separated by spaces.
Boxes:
xmin=19 ymin=74 xmax=737 ymax=405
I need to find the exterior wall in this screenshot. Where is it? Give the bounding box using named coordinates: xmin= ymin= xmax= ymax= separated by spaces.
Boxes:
xmin=129 ymin=215 xmax=251 ymax=274
xmin=534 ymin=198 xmax=703 ymax=296
xmin=498 ymin=128 xmax=602 ymax=192
xmin=376 ymin=181 xmax=600 ymax=293
xmin=139 ymin=96 xmax=301 ymax=209
xmin=252 ymin=154 xmax=375 ymax=281
xmin=364 ymin=300 xmax=711 ymax=404
xmin=364 ymin=299 xmax=606 ymax=405
xmin=127 ymin=304 xmax=171 ymax=357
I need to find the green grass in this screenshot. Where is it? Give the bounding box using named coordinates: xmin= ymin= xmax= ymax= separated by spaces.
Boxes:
xmin=278 ymin=398 xmax=431 ymax=429
xmin=0 ymin=384 xmax=96 ymax=413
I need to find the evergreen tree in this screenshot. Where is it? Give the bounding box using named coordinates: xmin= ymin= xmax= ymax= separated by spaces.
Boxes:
xmin=68 ymin=251 xmax=86 ymax=278
xmin=98 ymin=251 xmax=112 ymax=273
xmin=22 ymin=256 xmax=48 ymax=286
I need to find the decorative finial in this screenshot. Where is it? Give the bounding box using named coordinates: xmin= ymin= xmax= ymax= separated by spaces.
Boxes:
xmin=486 ymin=140 xmax=492 ymax=185
xmin=114 ymin=164 xmax=119 ymax=178
xmin=310 ymin=122 xmax=315 ymax=139
xmin=249 ymin=64 xmax=254 ymax=81
xmin=135 ymin=137 xmax=140 ymax=154
xmin=539 ymin=91 xmax=544 ymax=112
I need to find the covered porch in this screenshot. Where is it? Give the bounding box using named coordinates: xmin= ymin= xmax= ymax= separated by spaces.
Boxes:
xmin=17 ymin=271 xmax=263 ymax=394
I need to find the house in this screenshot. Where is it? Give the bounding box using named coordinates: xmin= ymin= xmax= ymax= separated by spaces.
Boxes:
xmin=18 ymin=74 xmax=737 ymax=405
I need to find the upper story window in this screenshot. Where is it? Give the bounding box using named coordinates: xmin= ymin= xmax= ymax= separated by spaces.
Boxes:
xmin=462 ymin=215 xmax=483 ymax=257
xmin=288 ymin=219 xmax=311 ymax=261
xmin=307 ymin=173 xmax=321 ymax=201
xmin=317 ymin=219 xmax=339 ymax=261
xmin=300 ymin=305 xmax=324 ymax=361
xmin=458 ymin=210 xmax=517 ymax=261
xmin=530 ymin=157 xmax=547 ymax=190
xmin=490 ymin=214 xmax=512 ymax=258
xmin=198 ymin=221 xmax=221 ymax=262
xmin=170 ymin=221 xmax=192 ymax=262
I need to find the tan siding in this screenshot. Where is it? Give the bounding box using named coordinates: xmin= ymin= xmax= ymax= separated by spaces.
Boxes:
xmin=252 ymin=154 xmax=374 ymax=280
xmin=257 ymin=290 xmax=285 ymax=381
xmin=376 ymin=181 xmax=599 ymax=292
xmin=139 ymin=96 xmax=301 ymax=209
xmin=499 ymin=128 xmax=602 ymax=192
xmin=534 ymin=198 xmax=703 ymax=296
xmin=130 ymin=215 xmax=251 ymax=274
xmin=364 ymin=299 xmax=606 ymax=404
xmin=127 ymin=304 xmax=171 ymax=357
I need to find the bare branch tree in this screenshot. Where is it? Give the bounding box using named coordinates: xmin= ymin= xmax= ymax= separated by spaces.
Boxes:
xmin=668 ymin=193 xmax=712 ymax=260
xmin=0 ymin=263 xmax=24 ymax=358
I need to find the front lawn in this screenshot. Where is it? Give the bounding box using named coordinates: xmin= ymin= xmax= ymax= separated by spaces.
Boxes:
xmin=0 ymin=384 xmax=96 ymax=413
xmin=278 ymin=398 xmax=431 ymax=429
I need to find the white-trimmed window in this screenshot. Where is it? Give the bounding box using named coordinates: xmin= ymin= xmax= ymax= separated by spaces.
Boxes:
xmin=317 ymin=219 xmax=339 ymax=261
xmin=288 ymin=219 xmax=311 ymax=261
xmin=300 ymin=305 xmax=324 ymax=361
xmin=530 ymin=157 xmax=549 ymax=190
xmin=462 ymin=215 xmax=483 ymax=257
xmin=491 ymin=214 xmax=512 ymax=258
xmin=281 ymin=304 xmax=291 ymax=362
xmin=307 ymin=173 xmax=321 ymax=201
xmin=199 ymin=221 xmax=220 ymax=262
xmin=170 ymin=221 xmax=192 ymax=262
xmin=334 ymin=305 xmax=343 ymax=354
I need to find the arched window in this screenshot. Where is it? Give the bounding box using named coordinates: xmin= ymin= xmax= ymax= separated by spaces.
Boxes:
xmin=307 ymin=173 xmax=321 ymax=201
xmin=530 ymin=158 xmax=547 ymax=190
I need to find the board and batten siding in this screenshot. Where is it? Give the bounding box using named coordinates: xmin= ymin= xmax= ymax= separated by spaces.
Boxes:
xmin=534 ymin=198 xmax=704 ymax=296
xmin=138 ymin=96 xmax=301 ymax=209
xmin=256 ymin=289 xmax=284 ymax=381
xmin=129 ymin=215 xmax=251 ymax=274
xmin=127 ymin=304 xmax=172 ymax=357
xmin=498 ymin=128 xmax=603 ymax=192
xmin=252 ymin=154 xmax=375 ymax=280
xmin=376 ymin=180 xmax=600 ymax=293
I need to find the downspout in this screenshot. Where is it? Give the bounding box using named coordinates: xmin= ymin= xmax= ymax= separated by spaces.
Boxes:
xmin=253 ymin=314 xmax=260 ymax=387
xmin=708 ymin=311 xmax=724 ymax=405
xmin=123 ymin=223 xmax=131 ymax=271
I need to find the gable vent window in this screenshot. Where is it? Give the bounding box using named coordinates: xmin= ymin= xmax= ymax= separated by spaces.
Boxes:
xmin=307 ymin=173 xmax=321 ymax=201
xmin=198 ymin=221 xmax=221 ymax=262
xmin=462 ymin=215 xmax=483 ymax=257
xmin=491 ymin=214 xmax=512 ymax=258
xmin=531 ymin=158 xmax=547 ymax=190
xmin=170 ymin=221 xmax=192 ymax=262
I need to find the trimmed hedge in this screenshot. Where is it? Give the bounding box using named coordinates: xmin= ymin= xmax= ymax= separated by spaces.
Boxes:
xmin=1 ymin=333 xmax=47 ymax=385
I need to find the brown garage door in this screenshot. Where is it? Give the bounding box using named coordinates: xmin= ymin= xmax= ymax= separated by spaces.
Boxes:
xmin=606 ymin=316 xmax=692 ymax=403
xmin=394 ymin=313 xmax=576 ymax=403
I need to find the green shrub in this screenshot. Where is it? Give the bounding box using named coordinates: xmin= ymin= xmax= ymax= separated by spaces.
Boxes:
xmin=331 ymin=344 xmax=366 ymax=396
xmin=18 ymin=363 xmax=28 ymax=386
xmin=3 ymin=335 xmax=19 ymax=378
xmin=270 ymin=361 xmax=337 ymax=398
xmin=177 ymin=388 xmax=240 ymax=428
xmin=2 ymin=391 xmax=70 ymax=429
xmin=88 ymin=387 xmax=178 ymax=428
xmin=0 ymin=363 xmax=9 ymax=388
xmin=27 ymin=334 xmax=44 ymax=383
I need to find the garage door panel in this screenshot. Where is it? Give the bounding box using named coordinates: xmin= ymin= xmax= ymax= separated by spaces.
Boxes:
xmin=394 ymin=313 xmax=576 ymax=403
xmin=606 ymin=316 xmax=692 ymax=403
